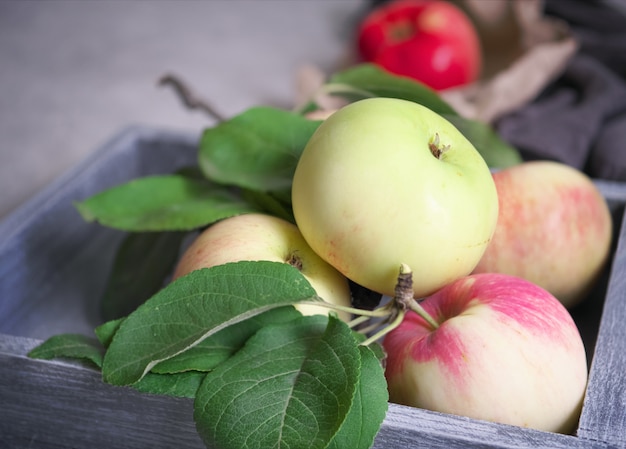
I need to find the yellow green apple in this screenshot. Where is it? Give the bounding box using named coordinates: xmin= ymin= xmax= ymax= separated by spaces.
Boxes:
xmin=291 ymin=97 xmax=499 ymax=298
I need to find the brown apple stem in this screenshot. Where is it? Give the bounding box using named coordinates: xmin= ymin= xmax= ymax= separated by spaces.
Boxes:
xmin=158 ymin=73 xmax=225 ymax=123
xmin=429 ymin=133 xmax=450 ymax=159
xmin=358 ymin=264 xmax=444 ymax=346
xmin=395 ymin=264 xmax=439 ymax=329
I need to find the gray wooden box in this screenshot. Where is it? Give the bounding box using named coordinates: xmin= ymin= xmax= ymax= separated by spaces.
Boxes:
xmin=1 ymin=126 xmax=625 ymax=449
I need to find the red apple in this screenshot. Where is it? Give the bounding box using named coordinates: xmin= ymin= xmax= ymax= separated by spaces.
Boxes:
xmin=383 ymin=273 xmax=588 ymax=434
xmin=356 ymin=0 xmax=482 ymax=90
xmin=472 ymin=161 xmax=613 ymax=308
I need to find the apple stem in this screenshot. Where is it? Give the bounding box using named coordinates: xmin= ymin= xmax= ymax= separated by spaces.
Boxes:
xmin=408 ymin=298 xmax=439 ymax=330
xmin=429 ymin=133 xmax=450 ymax=159
xmin=395 ymin=264 xmax=439 ymax=329
xmin=286 ymin=253 xmax=304 ymax=271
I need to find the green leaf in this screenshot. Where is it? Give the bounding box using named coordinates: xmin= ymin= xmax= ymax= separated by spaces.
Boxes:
xmin=100 ymin=231 xmax=188 ymax=321
xmin=101 ymin=261 xmax=319 ymax=386
xmin=443 ymin=114 xmax=523 ymax=169
xmin=325 ymin=63 xmax=458 ymax=116
xmin=96 ymin=309 xmax=300 ymax=391
xmin=327 ymin=345 xmax=388 ymax=449
xmin=193 ymin=315 xmax=361 ymax=449
xmin=152 ymin=306 xmax=301 ymax=374
xmin=198 ymin=106 xmax=321 ymax=198
xmin=133 ymin=370 xmax=206 ymax=399
xmin=75 ymin=174 xmax=258 ymax=231
xmin=95 ymin=318 xmax=125 ymax=348
xmin=240 ymin=188 xmax=295 ymax=223
xmin=28 ymin=334 xmax=105 ymax=369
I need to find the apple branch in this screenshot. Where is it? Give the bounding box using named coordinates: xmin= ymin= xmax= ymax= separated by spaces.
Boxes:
xmin=358 ymin=264 xmax=442 ymax=346
xmin=295 ymin=298 xmax=393 ymax=320
xmin=359 ymin=310 xmax=405 ymax=347
xmin=297 ymin=264 xmax=440 ymax=348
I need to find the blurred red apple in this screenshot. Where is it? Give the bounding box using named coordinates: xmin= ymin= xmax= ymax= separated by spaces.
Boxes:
xmin=472 ymin=161 xmax=613 ymax=308
xmin=356 ymin=0 xmax=482 ymax=90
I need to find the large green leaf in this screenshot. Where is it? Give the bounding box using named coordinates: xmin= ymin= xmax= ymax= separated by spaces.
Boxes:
xmin=324 ymin=63 xmax=458 ymax=116
xmin=96 ymin=307 xmax=301 ymax=375
xmin=151 ymin=306 xmax=301 ymax=374
xmin=327 ymin=345 xmax=388 ymax=449
xmin=193 ymin=315 xmax=361 ymax=449
xmin=75 ymin=174 xmax=258 ymax=231
xmin=101 ymin=261 xmax=319 ymax=386
xmin=198 ymin=106 xmax=321 ymax=199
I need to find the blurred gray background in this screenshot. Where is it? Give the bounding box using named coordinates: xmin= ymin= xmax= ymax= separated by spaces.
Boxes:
xmin=0 ymin=0 xmax=366 ymax=222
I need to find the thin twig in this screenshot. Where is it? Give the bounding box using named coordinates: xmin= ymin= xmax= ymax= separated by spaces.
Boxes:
xmin=158 ymin=73 xmax=225 ymax=123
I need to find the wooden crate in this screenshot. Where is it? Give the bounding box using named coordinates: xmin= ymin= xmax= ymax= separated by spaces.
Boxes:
xmin=1 ymin=126 xmax=625 ymax=448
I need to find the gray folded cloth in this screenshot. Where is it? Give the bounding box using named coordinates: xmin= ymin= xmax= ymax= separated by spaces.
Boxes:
xmin=496 ymin=0 xmax=626 ymax=181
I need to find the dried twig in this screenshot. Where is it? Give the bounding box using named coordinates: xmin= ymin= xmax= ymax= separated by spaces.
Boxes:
xmin=158 ymin=73 xmax=225 ymax=123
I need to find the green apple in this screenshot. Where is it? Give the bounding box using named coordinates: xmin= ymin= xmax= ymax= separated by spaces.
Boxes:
xmin=291 ymin=97 xmax=499 ymax=298
xmin=172 ymin=213 xmax=353 ymax=321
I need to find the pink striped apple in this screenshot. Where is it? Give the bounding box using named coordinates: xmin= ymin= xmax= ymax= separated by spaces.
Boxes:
xmin=472 ymin=161 xmax=613 ymax=308
xmin=383 ymin=273 xmax=588 ymax=434
xmin=172 ymin=213 xmax=353 ymax=321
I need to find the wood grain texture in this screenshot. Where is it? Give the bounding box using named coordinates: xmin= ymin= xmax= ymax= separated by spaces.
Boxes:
xmin=0 ymin=349 xmax=205 ymax=448
xmin=577 ymin=208 xmax=626 ymax=447
xmin=0 ymin=340 xmax=612 ymax=449
xmin=1 ymin=128 xmax=625 ymax=448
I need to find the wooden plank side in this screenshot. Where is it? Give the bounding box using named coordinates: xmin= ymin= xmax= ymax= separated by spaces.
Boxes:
xmin=0 ymin=336 xmax=612 ymax=449
xmin=0 ymin=352 xmax=207 ymax=449
xmin=577 ymin=211 xmax=626 ymax=447
xmin=376 ymin=405 xmax=611 ymax=449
